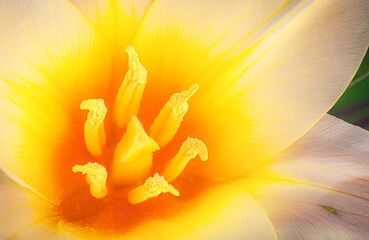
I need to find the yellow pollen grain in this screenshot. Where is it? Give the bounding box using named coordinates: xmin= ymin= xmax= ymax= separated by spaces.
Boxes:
xmin=72 ymin=162 xmax=108 ymax=199
xmin=150 ymin=84 xmax=199 ymax=147
xmin=163 ymin=137 xmax=208 ymax=182
xmin=111 ymin=116 xmax=160 ymax=186
xmin=80 ymin=99 xmax=107 ymax=157
xmin=128 ymin=173 xmax=179 ymax=204
xmin=114 ymin=46 xmax=147 ymax=127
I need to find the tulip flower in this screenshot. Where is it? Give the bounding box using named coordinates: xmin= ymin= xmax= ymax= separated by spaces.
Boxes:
xmin=0 ymin=0 xmax=368 ymax=239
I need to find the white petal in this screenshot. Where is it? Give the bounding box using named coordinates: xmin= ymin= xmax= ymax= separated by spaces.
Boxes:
xmin=0 ymin=0 xmax=111 ymax=204
xmin=234 ymin=115 xmax=369 ymax=239
xmin=0 ymin=170 xmax=56 ymax=239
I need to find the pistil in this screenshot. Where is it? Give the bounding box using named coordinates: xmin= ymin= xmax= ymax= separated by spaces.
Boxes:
xmin=128 ymin=173 xmax=179 ymax=204
xmin=114 ymin=46 xmax=147 ymax=127
xmin=72 ymin=162 xmax=108 ymax=199
xmin=111 ymin=116 xmax=160 ymax=186
xmin=163 ymin=137 xmax=208 ymax=182
xmin=80 ymin=99 xmax=107 ymax=156
xmin=150 ymin=84 xmax=199 ymax=147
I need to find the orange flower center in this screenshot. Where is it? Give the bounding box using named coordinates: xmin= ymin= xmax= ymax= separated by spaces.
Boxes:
xmin=56 ymin=46 xmax=212 ymax=233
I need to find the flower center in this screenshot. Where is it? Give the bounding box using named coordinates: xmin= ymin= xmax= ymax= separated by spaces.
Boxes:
xmin=72 ymin=46 xmax=208 ymax=207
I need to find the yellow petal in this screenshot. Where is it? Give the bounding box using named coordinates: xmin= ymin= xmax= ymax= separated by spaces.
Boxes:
xmin=70 ymin=0 xmax=154 ymax=49
xmin=134 ymin=0 xmax=295 ymax=89
xmin=134 ymin=0 xmax=369 ymax=180
xmin=0 ymin=170 xmax=56 ymax=239
xmin=58 ymin=184 xmax=277 ymax=239
xmin=0 ymin=0 xmax=111 ymax=204
xmin=70 ymin=0 xmax=155 ymax=89
xmin=232 ymin=115 xmax=369 ymax=239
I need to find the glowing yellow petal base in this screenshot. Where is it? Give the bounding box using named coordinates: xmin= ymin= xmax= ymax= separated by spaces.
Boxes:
xmin=72 ymin=46 xmax=207 ymax=205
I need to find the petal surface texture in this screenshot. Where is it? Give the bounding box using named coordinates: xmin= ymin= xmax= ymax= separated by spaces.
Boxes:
xmin=0 ymin=169 xmax=62 ymax=240
xmin=234 ymin=115 xmax=369 ymax=239
xmin=69 ymin=0 xmax=155 ymax=89
xmin=134 ymin=0 xmax=369 ymax=180
xmin=58 ymin=185 xmax=277 ymax=240
xmin=0 ymin=0 xmax=112 ymax=204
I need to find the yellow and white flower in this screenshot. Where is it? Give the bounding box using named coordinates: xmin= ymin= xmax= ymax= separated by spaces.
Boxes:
xmin=0 ymin=0 xmax=368 ymax=239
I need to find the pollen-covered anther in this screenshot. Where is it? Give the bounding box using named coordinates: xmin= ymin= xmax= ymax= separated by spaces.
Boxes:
xmin=150 ymin=84 xmax=199 ymax=147
xmin=114 ymin=45 xmax=147 ymax=127
xmin=128 ymin=173 xmax=179 ymax=204
xmin=111 ymin=116 xmax=160 ymax=186
xmin=163 ymin=137 xmax=208 ymax=182
xmin=72 ymin=162 xmax=108 ymax=199
xmin=80 ymin=99 xmax=107 ymax=157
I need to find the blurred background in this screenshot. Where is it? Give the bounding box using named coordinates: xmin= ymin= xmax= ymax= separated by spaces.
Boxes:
xmin=330 ymin=49 xmax=369 ymax=130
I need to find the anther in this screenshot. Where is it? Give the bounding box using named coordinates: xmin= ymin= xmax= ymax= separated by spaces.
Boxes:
xmin=72 ymin=162 xmax=108 ymax=199
xmin=150 ymin=84 xmax=199 ymax=147
xmin=128 ymin=173 xmax=179 ymax=204
xmin=114 ymin=46 xmax=147 ymax=127
xmin=163 ymin=137 xmax=208 ymax=182
xmin=111 ymin=116 xmax=159 ymax=186
xmin=80 ymin=99 xmax=107 ymax=156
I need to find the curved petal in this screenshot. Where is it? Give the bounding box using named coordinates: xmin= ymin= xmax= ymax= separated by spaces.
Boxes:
xmin=0 ymin=169 xmax=60 ymax=239
xmin=0 ymin=0 xmax=112 ymax=204
xmin=69 ymin=0 xmax=155 ymax=89
xmin=57 ymin=185 xmax=277 ymax=239
xmin=232 ymin=115 xmax=369 ymax=239
xmin=133 ymin=0 xmax=369 ymax=180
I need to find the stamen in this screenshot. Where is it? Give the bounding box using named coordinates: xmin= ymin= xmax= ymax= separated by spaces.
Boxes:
xmin=111 ymin=116 xmax=160 ymax=186
xmin=114 ymin=46 xmax=147 ymax=127
xmin=150 ymin=84 xmax=199 ymax=147
xmin=72 ymin=162 xmax=108 ymax=199
xmin=128 ymin=173 xmax=179 ymax=204
xmin=163 ymin=137 xmax=208 ymax=182
xmin=80 ymin=99 xmax=107 ymax=156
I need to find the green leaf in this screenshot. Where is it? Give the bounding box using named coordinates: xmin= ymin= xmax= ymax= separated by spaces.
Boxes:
xmin=329 ymin=49 xmax=369 ymax=130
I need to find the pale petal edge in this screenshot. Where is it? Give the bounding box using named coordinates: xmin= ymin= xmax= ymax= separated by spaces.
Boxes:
xmin=232 ymin=115 xmax=369 ymax=240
